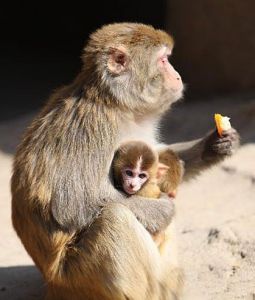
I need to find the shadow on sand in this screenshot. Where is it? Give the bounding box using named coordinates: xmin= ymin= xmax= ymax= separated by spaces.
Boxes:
xmin=0 ymin=265 xmax=44 ymax=300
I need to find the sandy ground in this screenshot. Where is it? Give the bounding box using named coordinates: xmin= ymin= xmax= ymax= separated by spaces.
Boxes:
xmin=0 ymin=95 xmax=254 ymax=300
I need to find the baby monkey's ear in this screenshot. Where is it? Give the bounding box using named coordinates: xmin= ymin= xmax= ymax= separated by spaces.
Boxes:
xmin=157 ymin=163 xmax=169 ymax=179
xmin=107 ymin=46 xmax=129 ymax=74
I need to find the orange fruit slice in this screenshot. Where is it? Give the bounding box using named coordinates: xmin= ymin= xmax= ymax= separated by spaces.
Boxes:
xmin=214 ymin=113 xmax=231 ymax=137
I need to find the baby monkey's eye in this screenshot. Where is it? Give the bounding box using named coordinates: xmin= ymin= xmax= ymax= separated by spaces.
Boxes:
xmin=125 ymin=170 xmax=133 ymax=177
xmin=139 ymin=173 xmax=147 ymax=179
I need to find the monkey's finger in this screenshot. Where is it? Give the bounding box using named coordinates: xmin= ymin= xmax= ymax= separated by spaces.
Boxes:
xmin=168 ymin=190 xmax=177 ymax=199
xmin=221 ymin=129 xmax=240 ymax=142
xmin=211 ymin=143 xmax=233 ymax=155
xmin=212 ymin=141 xmax=231 ymax=149
xmin=213 ymin=137 xmax=232 ymax=144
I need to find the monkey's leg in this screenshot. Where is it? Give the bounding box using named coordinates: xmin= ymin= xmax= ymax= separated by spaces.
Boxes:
xmin=158 ymin=220 xmax=178 ymax=264
xmin=136 ymin=184 xmax=168 ymax=251
xmin=152 ymin=232 xmax=166 ymax=248
xmin=158 ymin=219 xmax=183 ymax=300
xmin=46 ymin=203 xmax=162 ymax=300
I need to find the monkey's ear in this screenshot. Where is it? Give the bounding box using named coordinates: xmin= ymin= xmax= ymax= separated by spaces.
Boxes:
xmin=157 ymin=163 xmax=169 ymax=179
xmin=107 ymin=47 xmax=129 ymax=74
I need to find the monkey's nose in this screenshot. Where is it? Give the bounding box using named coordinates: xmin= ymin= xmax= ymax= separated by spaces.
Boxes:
xmin=129 ymin=184 xmax=134 ymax=189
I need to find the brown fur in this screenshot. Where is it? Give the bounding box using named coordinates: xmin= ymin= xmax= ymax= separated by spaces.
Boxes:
xmin=113 ymin=140 xmax=160 ymax=197
xmin=158 ymin=149 xmax=184 ymax=194
xmin=113 ymin=142 xmax=183 ymax=254
xmin=12 ymin=23 xmax=183 ymax=300
xmin=11 ymin=22 xmax=238 ymax=300
xmin=12 ymin=19 xmax=240 ymax=300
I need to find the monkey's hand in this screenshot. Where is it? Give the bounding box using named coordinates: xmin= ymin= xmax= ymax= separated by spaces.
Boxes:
xmin=168 ymin=127 xmax=240 ymax=181
xmin=120 ymin=194 xmax=175 ymax=235
xmin=202 ymin=128 xmax=240 ymax=162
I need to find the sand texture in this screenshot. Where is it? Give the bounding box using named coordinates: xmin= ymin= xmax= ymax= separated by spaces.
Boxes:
xmin=0 ymin=96 xmax=254 ymax=299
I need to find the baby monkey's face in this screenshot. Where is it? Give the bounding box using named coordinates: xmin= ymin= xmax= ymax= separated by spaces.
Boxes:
xmin=121 ymin=165 xmax=149 ymax=195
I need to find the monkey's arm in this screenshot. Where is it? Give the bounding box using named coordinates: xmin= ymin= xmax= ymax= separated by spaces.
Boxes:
xmin=120 ymin=195 xmax=174 ymax=234
xmin=161 ymin=128 xmax=240 ymax=181
xmin=51 ymin=176 xmax=175 ymax=235
xmin=99 ymin=185 xmax=174 ymax=234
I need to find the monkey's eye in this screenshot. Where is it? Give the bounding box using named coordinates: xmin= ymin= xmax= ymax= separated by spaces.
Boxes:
xmin=125 ymin=170 xmax=133 ymax=177
xmin=139 ymin=173 xmax=147 ymax=179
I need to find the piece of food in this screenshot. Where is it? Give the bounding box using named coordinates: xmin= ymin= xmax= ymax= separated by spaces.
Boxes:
xmin=214 ymin=113 xmax=231 ymax=137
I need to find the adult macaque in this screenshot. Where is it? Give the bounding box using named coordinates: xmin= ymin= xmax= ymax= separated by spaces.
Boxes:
xmin=11 ymin=23 xmax=239 ymax=300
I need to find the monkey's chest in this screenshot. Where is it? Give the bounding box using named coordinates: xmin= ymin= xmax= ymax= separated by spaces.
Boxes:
xmin=117 ymin=119 xmax=159 ymax=147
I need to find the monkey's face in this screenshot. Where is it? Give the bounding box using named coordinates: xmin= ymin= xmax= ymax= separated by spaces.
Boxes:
xmin=130 ymin=44 xmax=184 ymax=113
xmin=84 ymin=23 xmax=184 ymax=114
xmin=121 ymin=165 xmax=149 ymax=195
xmin=154 ymin=46 xmax=183 ymax=101
xmin=113 ymin=141 xmax=157 ymax=195
xmin=106 ymin=44 xmax=183 ymax=114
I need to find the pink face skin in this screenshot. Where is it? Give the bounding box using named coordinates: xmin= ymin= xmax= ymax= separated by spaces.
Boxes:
xmin=121 ymin=165 xmax=149 ymax=195
xmin=157 ymin=47 xmax=183 ymax=95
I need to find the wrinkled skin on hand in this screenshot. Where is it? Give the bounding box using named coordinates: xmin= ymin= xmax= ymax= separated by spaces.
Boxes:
xmin=202 ymin=128 xmax=240 ymax=162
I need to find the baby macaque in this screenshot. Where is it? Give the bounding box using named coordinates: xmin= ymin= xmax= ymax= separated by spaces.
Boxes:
xmin=113 ymin=140 xmax=183 ymax=199
xmin=113 ymin=140 xmax=183 ymax=252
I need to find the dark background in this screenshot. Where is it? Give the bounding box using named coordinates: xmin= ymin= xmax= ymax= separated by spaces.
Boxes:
xmin=1 ymin=1 xmax=167 ymax=120
xmin=1 ymin=0 xmax=255 ymax=121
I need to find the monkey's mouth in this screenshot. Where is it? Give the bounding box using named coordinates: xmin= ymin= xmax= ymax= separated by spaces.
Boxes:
xmin=124 ymin=186 xmax=137 ymax=195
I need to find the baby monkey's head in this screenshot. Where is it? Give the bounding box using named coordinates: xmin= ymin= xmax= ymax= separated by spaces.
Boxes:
xmin=113 ymin=141 xmax=158 ymax=195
